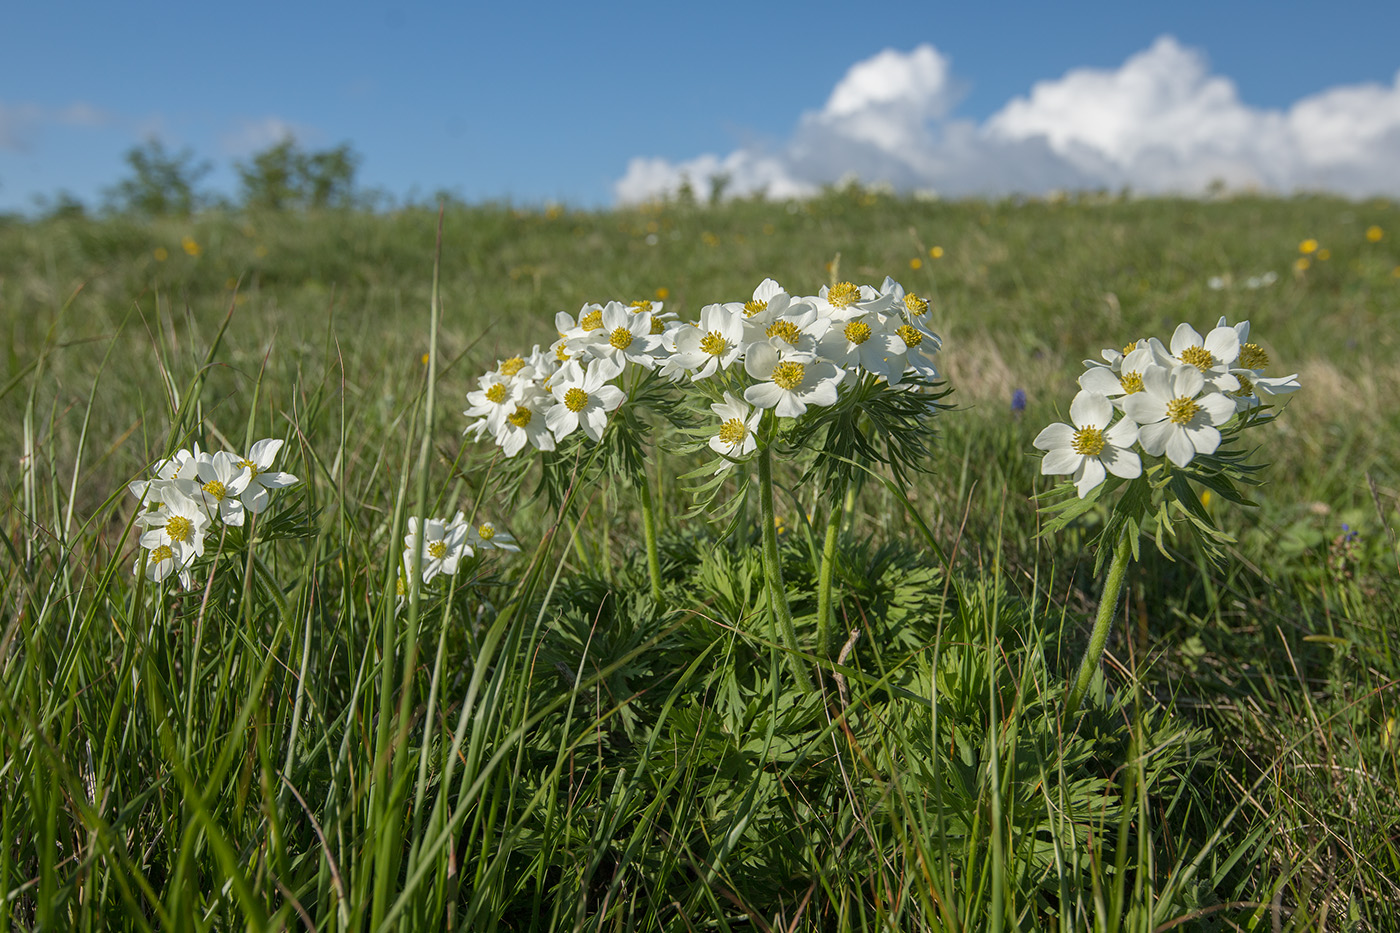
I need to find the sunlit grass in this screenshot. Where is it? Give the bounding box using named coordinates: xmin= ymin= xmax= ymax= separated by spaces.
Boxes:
xmin=1 ymin=190 xmax=1398 ymax=930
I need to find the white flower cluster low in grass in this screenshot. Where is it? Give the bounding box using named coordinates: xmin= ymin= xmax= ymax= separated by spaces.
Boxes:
xmin=1035 ymin=319 xmax=1300 ymax=497
xmin=129 ymin=438 xmax=298 ymax=587
xmin=464 ymin=276 xmax=941 ymax=464
xmin=399 ymin=512 xmax=519 ymax=593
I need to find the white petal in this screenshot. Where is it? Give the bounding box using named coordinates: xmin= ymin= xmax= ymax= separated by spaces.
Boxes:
xmin=1033 ymin=423 xmax=1074 ymax=451
xmin=1165 ymin=428 xmax=1196 ymax=467
xmin=1074 ymin=459 xmax=1106 ymax=498
xmin=1041 ymin=448 xmax=1081 ymax=475
xmin=1138 ymin=420 xmax=1175 ymax=456
xmin=1070 ymin=391 xmax=1112 ymax=429
xmin=1102 ymin=446 xmax=1142 ymax=479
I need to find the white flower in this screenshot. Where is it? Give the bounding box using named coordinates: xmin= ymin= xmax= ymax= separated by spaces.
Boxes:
xmin=708 ymin=392 xmax=763 ymax=466
xmin=404 ymin=515 xmax=472 ymax=584
xmin=743 ymin=343 xmax=843 ymax=418
xmin=138 ymin=487 xmax=210 ymax=563
xmin=466 ymin=519 xmax=520 ymax=552
xmin=1121 ymin=364 xmax=1237 ymax=467
xmin=669 ymin=303 xmax=744 ymax=380
xmin=816 ymin=309 xmax=908 ymax=384
xmin=493 ymin=383 xmax=557 ymax=457
xmin=567 ymin=301 xmax=662 ymax=371
xmin=1154 ymin=323 xmax=1240 ymax=393
xmin=128 ymin=448 xmax=199 ymax=506
xmin=1034 ymin=391 xmax=1142 ymax=498
xmin=464 ymin=371 xmax=520 ymax=438
xmin=133 ymin=541 xmax=193 ymax=588
xmin=546 ymin=359 xmax=626 ymax=442
xmin=741 ymin=297 xmax=823 ymax=355
xmin=1079 ymin=344 xmax=1156 ymax=406
xmin=194 ymin=450 xmax=253 ymax=526
xmin=235 ymin=439 xmax=299 ymax=514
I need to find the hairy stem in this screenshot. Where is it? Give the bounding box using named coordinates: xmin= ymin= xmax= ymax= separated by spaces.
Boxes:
xmin=638 ymin=470 xmax=664 ymax=606
xmin=757 ymin=414 xmax=813 ymax=692
xmin=1065 ymin=530 xmax=1134 ymax=719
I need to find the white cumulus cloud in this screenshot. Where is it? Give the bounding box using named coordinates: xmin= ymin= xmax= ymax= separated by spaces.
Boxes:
xmin=0 ymin=100 xmax=111 ymax=152
xmin=614 ymin=37 xmax=1400 ymax=203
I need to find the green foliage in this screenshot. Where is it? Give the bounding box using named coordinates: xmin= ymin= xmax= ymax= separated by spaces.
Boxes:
xmin=2 ymin=193 xmax=1399 ymax=929
xmin=236 ymin=138 xmax=361 ymax=211
xmin=104 ymin=138 xmax=212 ymax=216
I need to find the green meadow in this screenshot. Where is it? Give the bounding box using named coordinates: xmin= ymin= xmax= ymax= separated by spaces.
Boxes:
xmin=2 ymin=189 xmax=1398 ymax=930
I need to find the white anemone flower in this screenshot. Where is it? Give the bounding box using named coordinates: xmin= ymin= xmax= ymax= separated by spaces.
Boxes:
xmin=1153 ymin=323 xmax=1240 ymax=393
xmin=546 ymin=359 xmax=627 ymax=442
xmin=194 ymin=451 xmax=254 ymax=526
xmin=464 ymin=372 xmax=521 ymax=438
xmin=234 ymin=439 xmax=299 ymax=514
xmin=670 ymin=303 xmax=744 ymax=380
xmin=138 ymin=487 xmax=210 ymax=563
xmin=133 ymin=541 xmax=194 ymax=588
xmin=1034 ymin=391 xmax=1142 ymax=498
xmin=1121 ymin=364 xmax=1238 ymax=467
xmin=736 ymin=278 xmax=795 ymax=322
xmin=708 ymin=392 xmax=763 ymax=466
xmin=567 ymin=302 xmax=662 ymax=371
xmin=895 ymin=315 xmax=942 ymax=379
xmin=743 ymin=343 xmax=844 ymax=418
xmin=1079 ymin=344 xmax=1156 ymax=406
xmin=128 ymin=448 xmax=200 ymax=507
xmin=466 ymin=519 xmax=520 ymax=552
xmin=404 ymin=515 xmax=472 ymax=584
xmin=493 ymin=383 xmax=557 ymax=457
xmin=816 ymin=309 xmax=908 ymax=384
xmin=815 ymin=281 xmax=892 ymax=321
xmin=741 ymin=300 xmax=823 ymax=355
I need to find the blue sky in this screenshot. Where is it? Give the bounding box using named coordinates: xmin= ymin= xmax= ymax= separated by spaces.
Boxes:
xmin=4 ymin=1 xmax=1400 ymax=212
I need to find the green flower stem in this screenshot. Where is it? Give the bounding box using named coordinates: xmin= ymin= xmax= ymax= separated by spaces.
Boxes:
xmin=757 ymin=414 xmax=814 ymax=693
xmin=638 ymin=469 xmax=664 ymax=606
xmin=815 ymin=474 xmax=849 ymax=659
xmin=1065 ymin=530 xmax=1134 ymax=719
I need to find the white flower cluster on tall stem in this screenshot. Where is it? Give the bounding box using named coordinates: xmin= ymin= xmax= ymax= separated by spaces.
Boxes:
xmin=465 ymin=278 xmax=943 ymax=466
xmin=129 ymin=437 xmax=299 ymax=587
xmin=1036 ymin=318 xmax=1299 ymax=497
xmin=398 ymin=511 xmax=520 ymax=602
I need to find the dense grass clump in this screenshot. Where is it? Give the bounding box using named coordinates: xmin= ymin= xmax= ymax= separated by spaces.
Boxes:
xmin=2 ymin=190 xmax=1398 ymax=930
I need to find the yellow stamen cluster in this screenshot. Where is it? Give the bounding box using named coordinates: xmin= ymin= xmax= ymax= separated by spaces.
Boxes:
xmin=202 ymin=480 xmax=226 ymax=501
xmin=609 ymin=326 xmax=634 ymax=350
xmin=1122 ymin=340 xmax=1138 ymax=356
xmin=903 ymin=293 xmax=928 ymax=316
xmin=508 ymin=406 xmax=533 ymax=428
xmin=630 ymin=300 xmax=653 ymax=313
xmin=1239 ymin=343 xmax=1269 ymax=369
xmin=896 ymin=324 xmax=922 ymax=347
xmin=827 ymin=282 xmax=860 ymax=309
xmin=843 ymin=320 xmax=872 ymax=345
xmin=166 ymin=515 xmax=193 ymax=542
xmin=765 ymin=320 xmax=802 ymax=345
xmin=499 ymin=356 xmax=527 ymax=376
xmin=1234 ymin=374 xmax=1256 ymax=397
xmin=564 ymin=387 xmax=589 ymax=412
xmin=428 ymin=541 xmax=448 ymax=559
xmin=1072 ymin=426 xmax=1105 ymax=456
xmin=237 ymin=458 xmax=262 ymax=479
xmin=650 ymin=318 xmax=666 ymax=335
xmin=771 ymin=361 xmax=806 ymax=390
xmin=700 ymin=331 xmax=728 ymax=356
xmin=478 ymin=523 xmax=496 ymax=540
xmin=150 ymin=544 xmax=174 ymax=564
xmin=1167 ymin=397 xmax=1200 ymax=425
xmin=579 ymin=310 xmax=603 ymax=331
xmin=718 ymin=418 xmax=749 ymax=446
xmin=1119 ymin=372 xmax=1145 ymax=394
xmin=743 ymin=299 xmax=768 ymax=317
xmin=555 ymin=343 xmax=570 ymax=362
xmin=485 ymin=383 xmax=509 ymax=404
xmin=1179 ymin=346 xmax=1214 ymax=371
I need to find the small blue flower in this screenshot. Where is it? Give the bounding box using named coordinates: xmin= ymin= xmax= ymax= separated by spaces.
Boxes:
xmin=1010 ymin=388 xmax=1027 ymax=417
xmin=1341 ymin=523 xmax=1359 ymax=543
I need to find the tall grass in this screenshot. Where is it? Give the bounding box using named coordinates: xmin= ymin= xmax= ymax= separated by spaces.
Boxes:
xmin=2 ymin=190 xmax=1398 ymax=929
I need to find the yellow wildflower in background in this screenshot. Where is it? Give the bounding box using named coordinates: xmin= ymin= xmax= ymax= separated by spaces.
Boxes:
xmin=254 ymin=244 xmax=269 ymax=258
xmin=1366 ymin=225 xmax=1384 ymax=242
xmin=929 ymin=246 xmax=944 ymax=259
xmin=1299 ymin=238 xmax=1318 ymax=255
xmin=1317 ymin=248 xmax=1331 ymax=261
xmin=182 ymin=237 xmax=201 ymax=257
xmin=654 ymin=287 xmax=670 ymax=300
xmin=1295 ymin=257 xmax=1311 ymax=272
xmin=153 ymin=247 xmax=168 ymax=262
xmin=909 ymin=257 xmax=923 ymax=270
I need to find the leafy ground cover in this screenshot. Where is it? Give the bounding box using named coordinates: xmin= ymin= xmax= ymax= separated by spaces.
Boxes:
xmin=2 ymin=189 xmax=1398 ymax=930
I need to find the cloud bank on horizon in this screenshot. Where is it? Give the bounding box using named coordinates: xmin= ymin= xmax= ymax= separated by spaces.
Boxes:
xmin=615 ymin=37 xmax=1400 ymax=204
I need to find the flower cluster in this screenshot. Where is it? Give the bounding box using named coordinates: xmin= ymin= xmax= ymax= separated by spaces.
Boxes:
xmin=464 ymin=277 xmax=942 ymax=466
xmin=397 ymin=513 xmax=519 ymax=607
xmin=1035 ymin=319 xmax=1300 ymax=498
xmin=129 ymin=438 xmax=299 ymax=587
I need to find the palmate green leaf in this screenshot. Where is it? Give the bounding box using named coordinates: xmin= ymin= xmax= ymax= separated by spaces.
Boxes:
xmin=787 ymin=370 xmax=953 ymax=488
